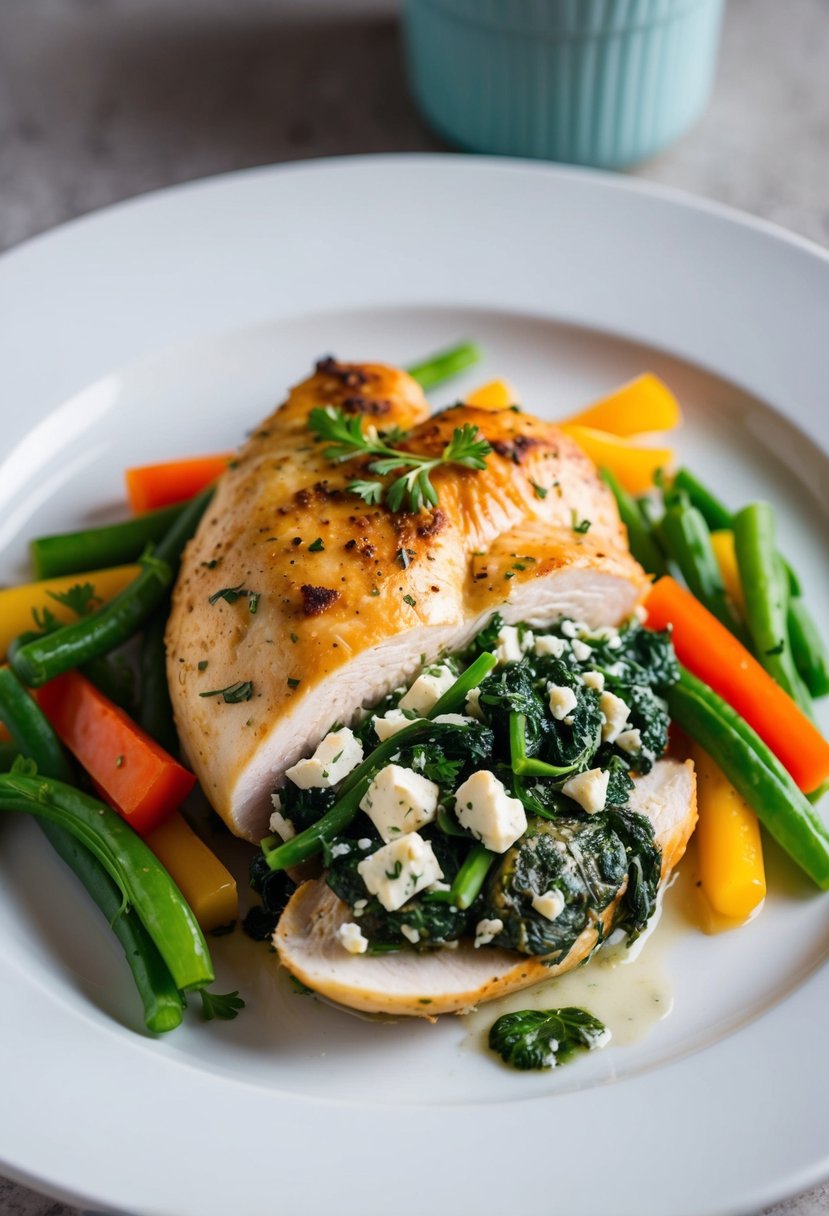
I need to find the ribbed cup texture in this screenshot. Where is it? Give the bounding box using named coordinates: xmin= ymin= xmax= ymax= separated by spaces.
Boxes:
xmin=403 ymin=0 xmax=724 ymax=167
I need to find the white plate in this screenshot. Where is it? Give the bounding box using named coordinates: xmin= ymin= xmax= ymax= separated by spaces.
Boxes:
xmin=1 ymin=156 xmax=828 ymax=1216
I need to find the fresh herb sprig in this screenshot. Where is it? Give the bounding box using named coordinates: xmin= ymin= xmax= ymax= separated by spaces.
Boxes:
xmin=307 ymin=407 xmax=492 ymax=514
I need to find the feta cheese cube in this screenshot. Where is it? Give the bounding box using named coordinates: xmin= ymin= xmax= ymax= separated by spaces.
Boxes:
xmin=372 ymin=708 xmax=415 ymax=742
xmin=562 ymin=767 xmax=610 ymax=814
xmin=616 ymin=728 xmax=643 ymax=755
xmin=465 ymin=686 xmax=483 ymax=719
xmin=400 ymin=924 xmax=421 ymax=945
xmin=548 ymin=683 xmax=578 ymax=721
xmin=582 ymin=670 xmax=605 ymax=692
xmin=600 ymin=691 xmax=630 ymax=743
xmin=398 ymin=664 xmax=456 ymax=715
xmin=359 ymin=763 xmax=440 ymax=842
xmin=494 ymin=624 xmax=527 ymax=665
xmin=454 ymin=770 xmax=527 ymax=853
xmin=532 ymin=889 xmax=565 ymax=921
xmin=285 ymin=727 xmax=363 ymax=790
xmin=356 ymin=833 xmax=443 ymax=912
xmin=571 ymin=639 xmax=592 ymax=662
xmin=534 ymin=634 xmax=566 ymax=658
xmin=474 ymin=917 xmax=504 ymax=948
xmin=337 ymin=922 xmax=369 ymax=955
xmin=269 ymin=794 xmax=296 ymax=840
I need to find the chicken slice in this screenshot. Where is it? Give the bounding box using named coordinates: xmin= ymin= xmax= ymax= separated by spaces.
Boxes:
xmin=167 ymin=360 xmax=648 ymax=840
xmin=273 ymin=758 xmax=697 ymax=1018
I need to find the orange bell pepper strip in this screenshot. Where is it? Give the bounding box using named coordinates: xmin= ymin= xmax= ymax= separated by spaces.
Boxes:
xmin=145 ymin=812 xmax=238 ymax=931
xmin=559 ymin=373 xmax=682 ymax=436
xmin=464 ymin=379 xmax=520 ymax=411
xmin=560 ymin=425 xmax=673 ymax=495
xmin=645 ymin=576 xmax=829 ymax=794
xmin=37 ymin=671 xmax=196 ymax=835
xmin=125 ymin=454 xmax=233 ymax=514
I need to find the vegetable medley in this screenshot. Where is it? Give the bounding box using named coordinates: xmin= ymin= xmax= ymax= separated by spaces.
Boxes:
xmin=0 ymin=342 xmax=828 ymax=1072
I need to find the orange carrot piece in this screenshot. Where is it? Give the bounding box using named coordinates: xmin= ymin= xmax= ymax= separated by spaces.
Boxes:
xmin=125 ymin=454 xmax=232 ymax=514
xmin=37 ymin=671 xmax=196 ymax=835
xmin=645 ymin=576 xmax=829 ymax=794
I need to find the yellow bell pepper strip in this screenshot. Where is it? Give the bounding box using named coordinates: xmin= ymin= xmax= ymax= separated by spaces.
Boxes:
xmin=0 ymin=564 xmax=140 ymax=661
xmin=559 ymin=373 xmax=682 ymax=436
xmin=465 ymin=379 xmax=520 ymax=411
xmin=690 ymin=742 xmax=766 ymax=922
xmin=560 ymin=425 xmax=673 ymax=495
xmin=710 ymin=529 xmax=746 ymax=615
xmin=144 ymin=812 xmax=238 ymax=932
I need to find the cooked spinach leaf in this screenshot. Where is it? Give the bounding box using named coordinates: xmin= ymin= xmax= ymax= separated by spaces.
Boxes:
xmin=489 ymin=1007 xmax=609 ymax=1070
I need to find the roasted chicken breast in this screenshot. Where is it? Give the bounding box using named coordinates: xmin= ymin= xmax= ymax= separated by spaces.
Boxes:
xmin=274 ymin=758 xmax=697 ymax=1018
xmin=167 ymin=359 xmax=648 ymax=840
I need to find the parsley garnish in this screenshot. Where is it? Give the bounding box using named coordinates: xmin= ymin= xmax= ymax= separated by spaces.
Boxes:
xmin=396 ymin=548 xmax=416 ymax=569
xmin=46 ymin=582 xmax=100 ymax=616
xmin=199 ymin=989 xmax=246 ymax=1021
xmin=199 ymin=681 xmax=253 ymax=703
xmin=307 ymin=406 xmax=492 ymax=513
xmin=208 ymin=584 xmax=254 ymax=606
xmin=198 ymin=660 xmax=209 ymax=671
xmin=248 ymin=593 xmax=260 ymax=614
xmin=571 ymin=511 xmax=592 ymax=534
xmin=403 ymin=594 xmax=417 ymax=607
xmin=308 ymin=538 xmax=325 ymax=552
xmin=531 ymin=482 xmax=548 ymax=500
xmin=287 ymin=677 xmax=301 ymax=689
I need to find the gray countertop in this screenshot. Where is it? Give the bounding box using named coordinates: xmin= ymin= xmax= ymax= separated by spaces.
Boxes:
xmin=1 ymin=0 xmax=828 ymax=1213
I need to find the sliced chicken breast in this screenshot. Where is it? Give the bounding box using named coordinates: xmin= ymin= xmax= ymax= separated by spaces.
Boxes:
xmin=167 ymin=359 xmax=648 ymax=840
xmin=273 ymin=758 xmax=697 ymax=1018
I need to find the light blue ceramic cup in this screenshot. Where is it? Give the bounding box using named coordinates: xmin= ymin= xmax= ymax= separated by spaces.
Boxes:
xmin=403 ymin=0 xmax=725 ymax=168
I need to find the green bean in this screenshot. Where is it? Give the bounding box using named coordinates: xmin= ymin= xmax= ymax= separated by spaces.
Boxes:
xmin=140 ymin=608 xmax=179 ymax=753
xmin=0 ymin=666 xmax=184 ymax=1031
xmin=263 ymin=653 xmax=497 ymax=871
xmin=788 ymin=596 xmax=829 ymax=699
xmin=733 ymin=504 xmax=812 ymax=715
xmin=0 ymin=769 xmax=215 ymax=990
xmin=11 ymin=488 xmax=213 ymax=688
xmin=667 ymin=668 xmax=829 ymax=889
xmin=660 ymin=501 xmax=748 ymax=641
xmin=600 ymin=469 xmax=665 ymax=576
xmin=406 ymin=342 xmax=482 ymax=392
xmin=425 ymin=844 xmax=494 ymax=910
xmin=30 ymin=503 xmax=187 ymax=581
xmin=671 ymin=468 xmax=732 ymax=532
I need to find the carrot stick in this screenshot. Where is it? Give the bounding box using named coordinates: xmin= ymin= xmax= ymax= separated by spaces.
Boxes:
xmin=125 ymin=454 xmax=232 ymax=513
xmin=37 ymin=671 xmax=196 ymax=835
xmin=645 ymin=576 xmax=829 ymax=794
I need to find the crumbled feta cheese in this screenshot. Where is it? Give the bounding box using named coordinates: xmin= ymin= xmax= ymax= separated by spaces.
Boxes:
xmin=373 ymin=708 xmax=415 ymax=742
xmin=268 ymin=794 xmax=297 ymax=841
xmin=329 ymin=841 xmax=351 ymax=859
xmin=337 ymin=922 xmax=369 ymax=955
xmin=562 ymin=767 xmax=610 ymax=814
xmin=398 ymin=664 xmax=456 ymax=715
xmin=560 ymin=620 xmax=580 ymax=638
xmin=474 ymin=917 xmax=504 ymax=948
xmin=616 ymin=728 xmax=643 ymax=755
xmin=357 ymin=833 xmax=443 ymax=912
xmin=548 ymin=683 xmax=578 ymax=721
xmin=465 ymin=686 xmax=483 ymax=719
xmin=433 ymin=712 xmax=475 ymax=727
xmin=359 ymin=763 xmax=440 ymax=842
xmin=600 ymin=690 xmax=630 ymax=743
xmin=582 ymin=670 xmax=605 ymax=692
xmin=534 ymin=634 xmax=566 ymax=658
xmin=357 ymin=838 xmax=373 ymax=850
xmin=400 ymin=924 xmax=421 ymax=945
xmin=571 ymin=639 xmax=592 ymax=662
xmin=454 ymin=770 xmax=527 ymax=853
xmin=634 ymin=604 xmax=648 ymax=623
xmin=532 ymin=889 xmax=565 ymax=921
xmin=607 ymin=635 xmax=623 ymax=650
xmin=352 ymin=899 xmax=368 ymax=917
xmin=285 ymin=727 xmax=364 ymax=790
xmin=427 ymin=879 xmax=451 ymax=893
xmin=494 ymin=624 xmax=527 ymax=665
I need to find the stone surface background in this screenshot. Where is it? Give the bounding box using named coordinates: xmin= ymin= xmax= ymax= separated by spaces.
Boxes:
xmin=0 ymin=0 xmax=827 ymax=1212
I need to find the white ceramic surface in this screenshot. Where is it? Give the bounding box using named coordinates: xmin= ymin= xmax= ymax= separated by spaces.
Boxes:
xmin=0 ymin=156 xmax=828 ymax=1216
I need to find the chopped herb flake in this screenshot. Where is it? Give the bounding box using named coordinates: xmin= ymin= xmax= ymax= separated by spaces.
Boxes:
xmin=308 ymin=538 xmax=325 ymax=553
xmin=199 ymin=681 xmax=254 ymax=703
xmin=403 ymin=594 xmax=417 ymax=607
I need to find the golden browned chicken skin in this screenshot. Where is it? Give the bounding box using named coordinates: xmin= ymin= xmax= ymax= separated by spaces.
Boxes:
xmin=167 ymin=359 xmax=648 ymax=840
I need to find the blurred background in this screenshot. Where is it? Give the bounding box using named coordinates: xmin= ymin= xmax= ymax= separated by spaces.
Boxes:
xmin=0 ymin=0 xmax=827 ymax=255
xmin=1 ymin=1 xmax=828 ymax=1213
